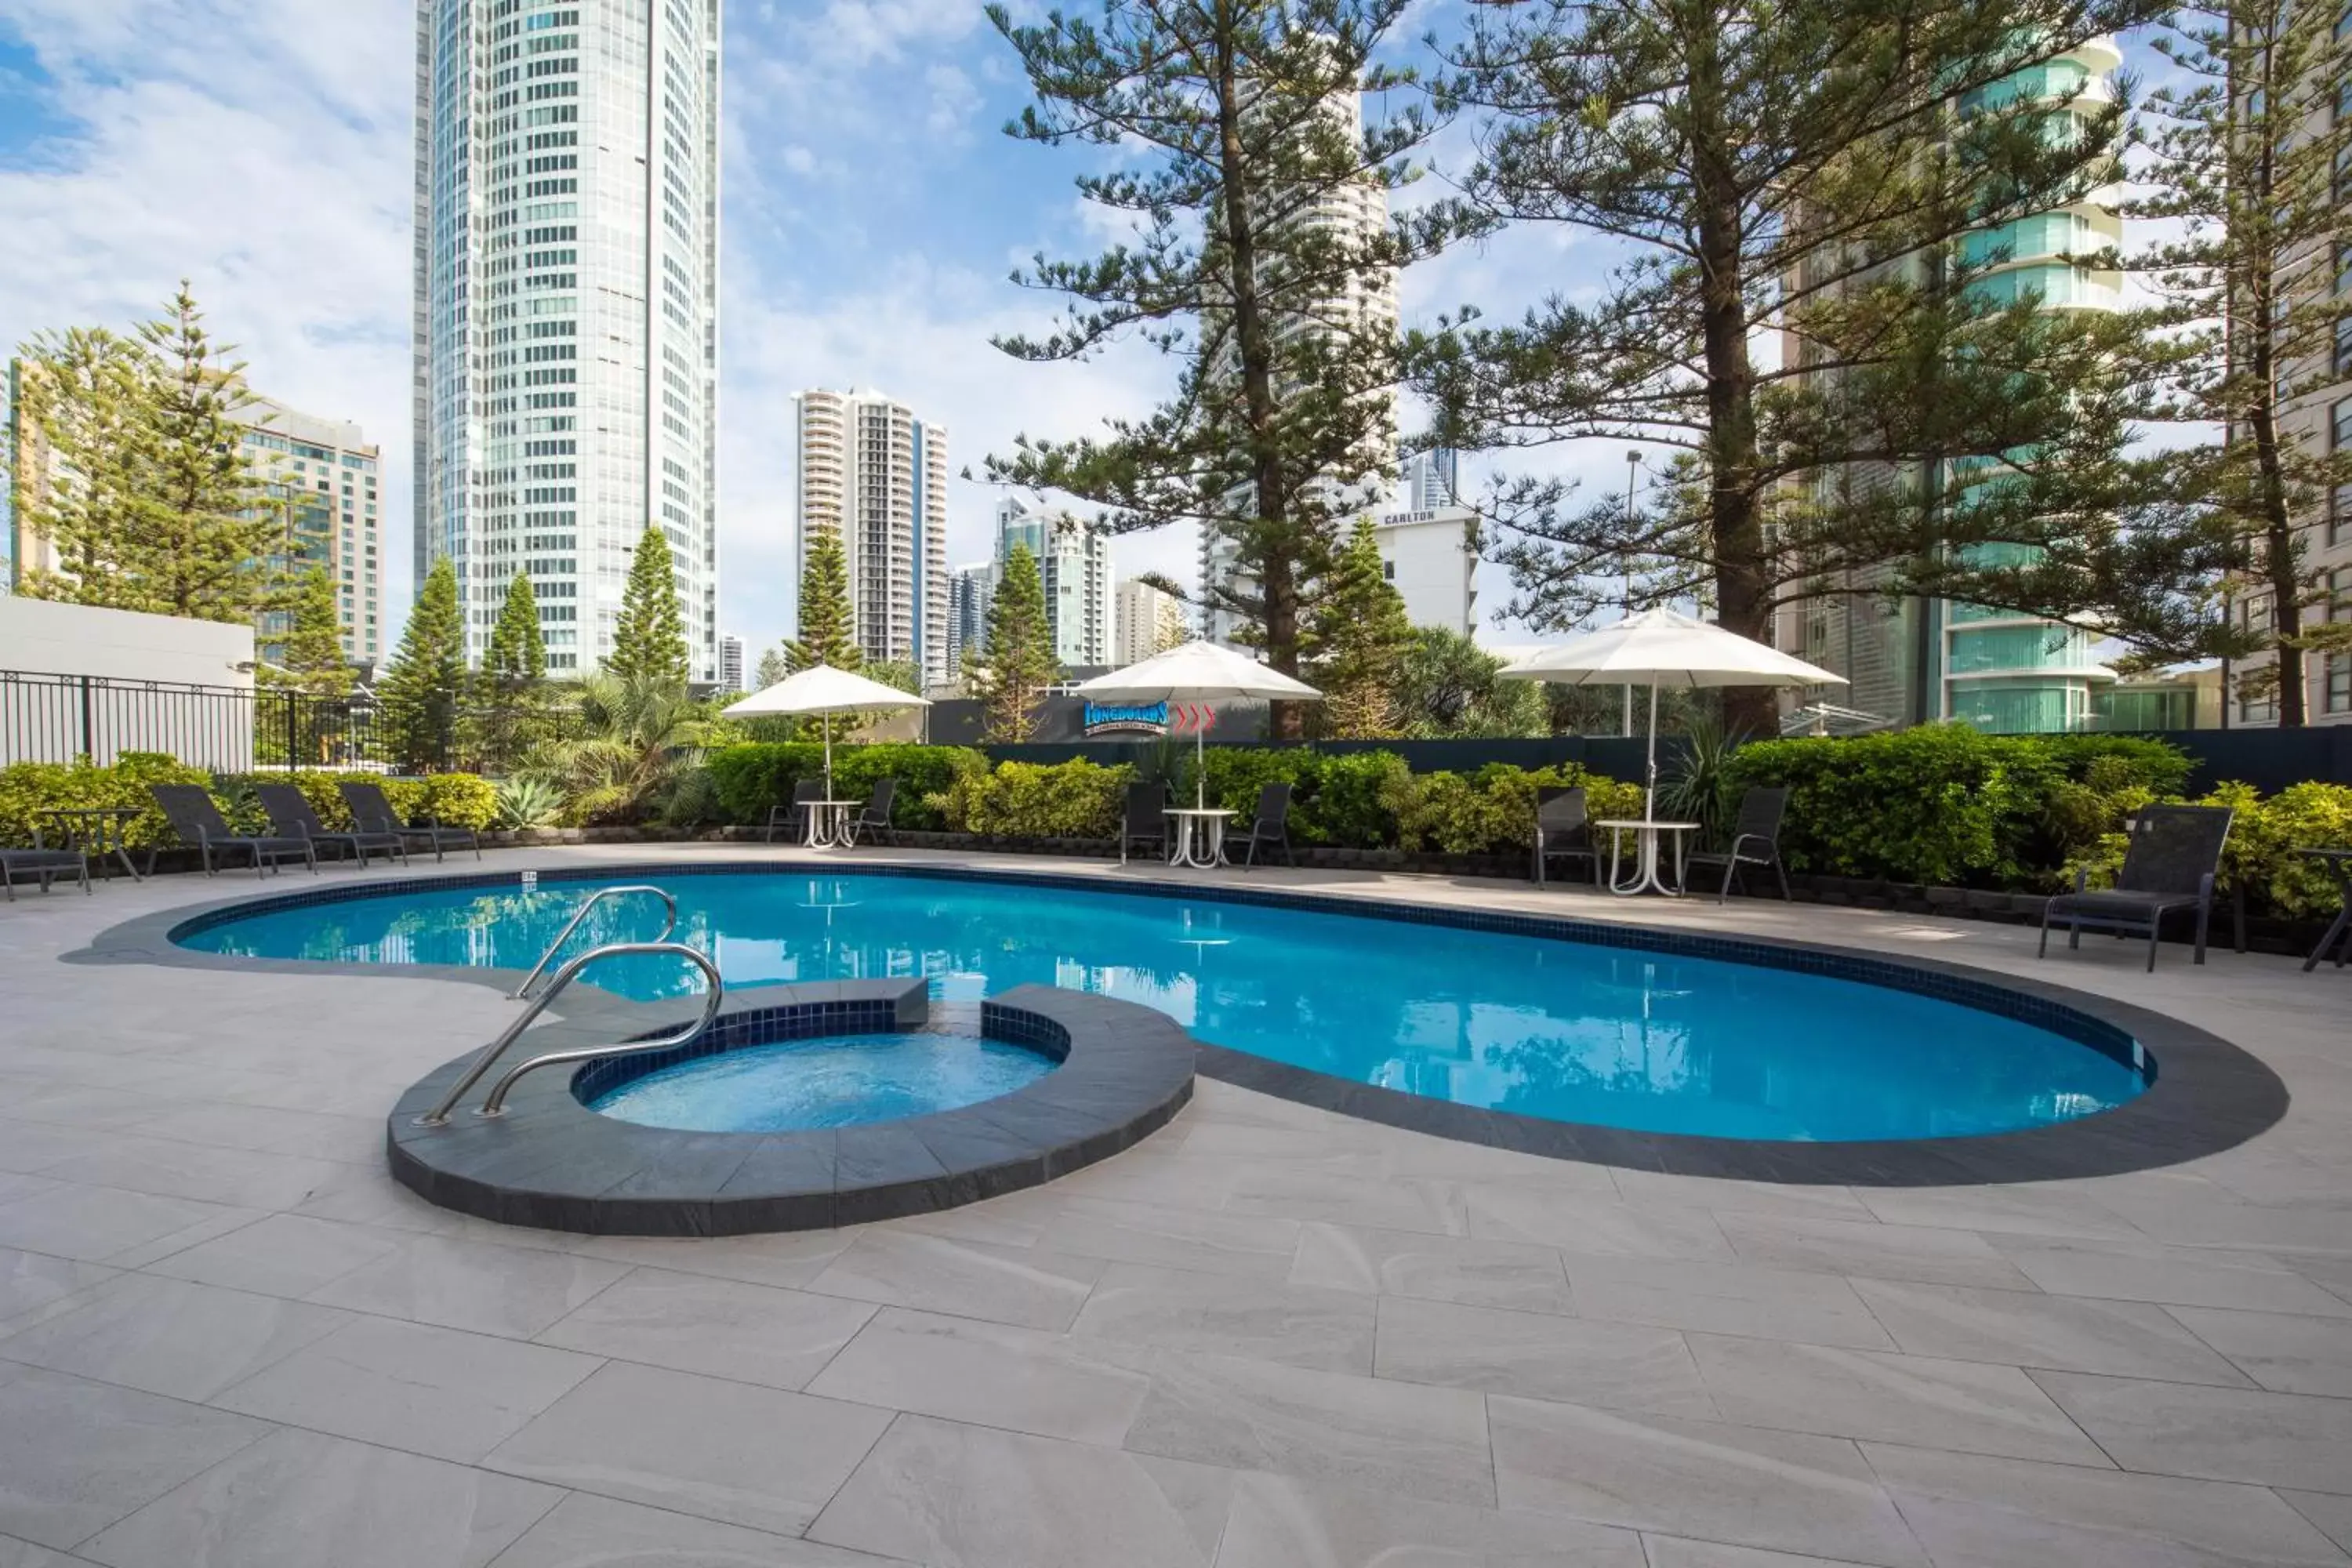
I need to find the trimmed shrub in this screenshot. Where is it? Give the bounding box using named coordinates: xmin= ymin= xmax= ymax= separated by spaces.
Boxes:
xmin=704 ymin=743 xmax=986 ymax=831
xmin=931 ymin=758 xmax=1133 ymax=838
xmin=1388 ymin=762 xmax=1643 ymax=856
xmin=1194 ymin=748 xmax=1412 ymax=848
xmin=0 ymin=752 xmax=212 ymax=850
xmin=213 ymin=770 xmax=500 ymax=833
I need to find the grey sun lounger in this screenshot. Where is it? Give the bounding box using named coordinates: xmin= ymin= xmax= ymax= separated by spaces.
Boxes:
xmin=255 ymin=782 xmax=409 ymax=868
xmin=150 ymin=783 xmax=319 ymax=877
xmin=338 ymin=780 xmax=481 ymax=862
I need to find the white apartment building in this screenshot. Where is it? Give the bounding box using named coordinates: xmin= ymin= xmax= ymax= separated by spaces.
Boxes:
xmin=793 ymin=388 xmax=949 ymax=687
xmin=997 ymin=495 xmax=1113 ymax=667
xmin=717 ymin=631 xmax=742 ymax=692
xmin=412 ymin=0 xmax=722 ymax=680
xmin=1116 ymin=576 xmax=1188 ymax=665
xmin=1399 ymin=446 xmax=1459 ymax=510
xmin=1367 ymin=504 xmax=1478 ymax=636
xmin=241 ymin=397 xmax=383 ymax=671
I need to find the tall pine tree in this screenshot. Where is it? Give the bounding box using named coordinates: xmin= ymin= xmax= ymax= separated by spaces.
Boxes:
xmin=1308 ymin=515 xmax=1414 ymax=738
xmin=379 ymin=556 xmax=467 ymax=772
xmin=273 ymin=565 xmax=354 ymax=698
xmin=1423 ymin=0 xmax=2163 ymax=730
xmin=788 ymin=532 xmax=862 ymax=671
xmin=753 ymin=644 xmax=793 ymax=690
xmin=607 ymin=524 xmax=689 ymax=688
xmin=485 ymin=571 xmax=546 ymax=689
xmin=971 ymin=542 xmax=1059 ymax=742
xmin=981 ymin=0 xmax=1462 ymax=736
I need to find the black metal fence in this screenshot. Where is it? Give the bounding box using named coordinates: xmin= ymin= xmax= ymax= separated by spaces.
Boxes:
xmin=0 ymin=669 xmax=526 ymax=775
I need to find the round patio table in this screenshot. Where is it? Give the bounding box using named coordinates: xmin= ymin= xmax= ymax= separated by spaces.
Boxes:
xmin=42 ymin=806 xmax=148 ymax=882
xmin=1165 ymin=808 xmax=1234 ymax=869
xmin=806 ymin=800 xmax=862 ymax=849
xmin=2298 ymin=848 xmax=2352 ymax=972
xmin=1594 ymin=818 xmax=1700 ymax=898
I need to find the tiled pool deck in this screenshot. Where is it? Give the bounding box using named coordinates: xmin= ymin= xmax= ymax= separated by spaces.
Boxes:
xmin=0 ymin=844 xmax=2347 ymax=1567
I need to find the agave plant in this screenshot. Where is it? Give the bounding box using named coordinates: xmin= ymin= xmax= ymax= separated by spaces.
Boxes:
xmin=492 ymin=774 xmax=566 ymax=829
xmin=1658 ymin=715 xmax=1746 ymax=847
xmin=522 ymin=672 xmax=714 ymax=825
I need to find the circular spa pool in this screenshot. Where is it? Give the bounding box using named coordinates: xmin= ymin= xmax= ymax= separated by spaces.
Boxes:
xmin=176 ymin=868 xmax=2152 ymax=1143
xmin=585 ymin=1030 xmax=1058 ymax=1132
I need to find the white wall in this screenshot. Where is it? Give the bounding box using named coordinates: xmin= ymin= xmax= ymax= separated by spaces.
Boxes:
xmin=0 ymin=597 xmax=256 ymax=767
xmin=1374 ymin=507 xmax=1478 ymax=635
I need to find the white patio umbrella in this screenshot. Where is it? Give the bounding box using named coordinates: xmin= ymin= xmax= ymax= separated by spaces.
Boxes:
xmin=1072 ymin=641 xmax=1323 ymax=809
xmin=1499 ymin=608 xmax=1845 ymax=812
xmin=724 ymin=665 xmax=931 ymax=800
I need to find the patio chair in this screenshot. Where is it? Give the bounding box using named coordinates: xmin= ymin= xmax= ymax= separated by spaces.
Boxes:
xmin=255 ymin=782 xmax=408 ymax=868
xmin=1234 ymin=782 xmax=1295 ymax=869
xmin=1681 ymin=786 xmax=1791 ymax=904
xmin=1120 ymin=782 xmax=1170 ymax=865
xmin=150 ymin=783 xmax=318 ymax=878
xmin=2038 ymin=804 xmax=2233 ymax=973
xmin=765 ymin=779 xmax=825 ymax=844
xmin=337 ymin=780 xmax=481 ymax=862
xmin=1 ymin=831 xmax=89 ymax=902
xmin=844 ymin=778 xmax=898 ymax=847
xmin=1532 ymin=786 xmax=1600 ymax=888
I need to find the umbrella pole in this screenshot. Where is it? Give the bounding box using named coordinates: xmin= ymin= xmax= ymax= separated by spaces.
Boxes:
xmin=825 ymin=713 xmax=834 ymax=802
xmin=1646 ymin=681 xmax=1661 ymax=819
xmin=1195 ymin=717 xmax=1205 ymax=811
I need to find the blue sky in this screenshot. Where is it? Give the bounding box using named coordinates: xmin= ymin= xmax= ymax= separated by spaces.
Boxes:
xmin=0 ymin=1 xmax=2158 ymax=665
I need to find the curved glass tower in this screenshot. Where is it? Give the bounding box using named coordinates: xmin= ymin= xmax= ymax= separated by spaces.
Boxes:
xmin=413 ymin=0 xmax=721 ymax=680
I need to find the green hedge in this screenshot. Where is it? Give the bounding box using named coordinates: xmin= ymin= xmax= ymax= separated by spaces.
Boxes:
xmin=1387 ymin=763 xmax=1646 ymax=856
xmin=1722 ymin=727 xmax=2190 ymax=890
xmin=931 ymin=758 xmax=1134 ymax=838
xmin=0 ymin=757 xmax=500 ymax=849
xmin=703 ymin=743 xmax=985 ymax=832
xmin=1193 ymin=749 xmax=1412 ymax=848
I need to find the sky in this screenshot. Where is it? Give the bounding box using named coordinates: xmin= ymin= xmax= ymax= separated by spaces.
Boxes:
xmin=0 ymin=1 xmax=2161 ymax=667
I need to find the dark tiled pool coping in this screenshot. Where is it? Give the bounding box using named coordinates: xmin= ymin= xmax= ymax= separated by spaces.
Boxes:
xmin=383 ymin=980 xmax=1196 ymax=1236
xmin=82 ymin=857 xmax=2290 ymax=1187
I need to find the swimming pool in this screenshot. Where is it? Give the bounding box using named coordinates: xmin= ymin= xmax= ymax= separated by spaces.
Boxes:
xmin=584 ymin=1029 xmax=1058 ymax=1132
xmin=178 ymin=868 xmax=2150 ymax=1142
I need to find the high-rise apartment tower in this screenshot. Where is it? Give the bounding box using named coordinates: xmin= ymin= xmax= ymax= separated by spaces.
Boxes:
xmin=793 ymin=389 xmax=949 ymax=687
xmin=412 ymin=0 xmax=722 ymax=680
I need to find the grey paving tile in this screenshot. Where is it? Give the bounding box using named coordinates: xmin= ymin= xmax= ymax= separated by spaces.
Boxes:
xmin=1222 ymin=1164 xmax=1468 ymax=1236
xmin=1993 ymin=1236 xmax=2352 ymax=1317
xmin=1289 ymin=1220 xmax=1574 ymax=1312
xmin=2165 ymin=1304 xmax=2352 ymax=1397
xmin=0 ymin=1248 xmax=114 ymax=1327
xmin=212 ymin=1315 xmax=601 ymax=1464
xmin=1044 ymin=1196 xmax=1301 ymax=1279
xmin=535 ymin=1266 xmax=874 ymax=1390
xmin=1467 ymin=1187 xmax=1735 ymax=1261
xmin=1849 ymin=1279 xmax=2256 ymax=1385
xmin=1865 ymin=1440 xmax=2349 ymax=1567
xmin=1610 ymin=1171 xmax=1874 ymax=1224
xmin=1854 ymin=1187 xmax=2143 ymax=1241
xmin=1566 ymin=1257 xmax=1895 ymax=1349
xmin=0 ymin=1363 xmax=272 ymax=1552
xmin=141 ymin=1214 xmax=405 ymax=1299
xmin=0 ymin=1120 xmax=88 ymax=1176
xmin=74 ymin=1427 xmax=557 ymax=1568
xmin=37 ymin=1134 xmax=346 ymax=1212
xmin=2281 ymin=1490 xmax=2352 ymax=1555
xmin=1047 ymin=1150 xmax=1240 ymax=1212
xmin=560 ymin=1228 xmax=855 ymax=1290
xmin=1683 ymin=1334 xmax=2109 ymax=1465
xmin=0 ymin=1530 xmax=89 ymax=1568
xmin=307 ymin=1232 xmax=631 ymax=1338
xmin=119 ymin=1102 xmax=367 ymax=1160
xmin=1717 ymin=1214 xmax=2036 ymax=1291
xmin=2031 ymin=1369 xmax=2352 ymax=1494
xmin=1213 ymin=1469 xmax=1645 ymax=1567
xmin=485 ymin=1359 xmax=893 ymax=1537
xmin=1374 ymin=1295 xmax=1717 ymax=1418
xmin=0 ymin=1275 xmax=350 ymax=1403
xmin=1120 ymin=1347 xmax=1495 ymax=1507
xmin=2090 ymin=1195 xmax=2352 ymax=1256
xmin=1639 ymin=1540 xmax=1885 ymax=1568
xmin=0 ymin=1177 xmax=59 ymax=1210
xmin=805 ymin=1308 xmax=1152 ymax=1446
xmin=808 ymin=1229 xmax=1104 ymax=1332
xmin=0 ymin=1184 xmax=246 ymax=1265
xmin=811 ymin=1414 xmax=1233 ymax=1568
xmin=491 ymin=1492 xmax=909 ymax=1567
xmin=1487 ymin=1396 xmax=1924 ymax=1566
xmin=1071 ymin=1261 xmax=1377 ymax=1374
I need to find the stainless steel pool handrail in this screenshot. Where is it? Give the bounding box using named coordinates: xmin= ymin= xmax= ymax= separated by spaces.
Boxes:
xmin=513 ymin=885 xmax=677 ymax=999
xmin=415 ymin=941 xmax=722 ymax=1127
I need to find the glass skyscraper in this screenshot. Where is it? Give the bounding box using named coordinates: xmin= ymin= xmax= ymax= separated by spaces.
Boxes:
xmin=412 ymin=0 xmax=721 ymax=679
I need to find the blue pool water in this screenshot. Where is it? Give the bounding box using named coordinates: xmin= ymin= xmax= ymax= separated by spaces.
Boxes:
xmin=180 ymin=871 xmax=2148 ymax=1142
xmin=586 ymin=1032 xmax=1056 ymax=1132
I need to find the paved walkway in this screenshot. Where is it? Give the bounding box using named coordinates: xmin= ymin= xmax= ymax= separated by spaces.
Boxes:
xmin=1 ymin=844 xmax=2348 ymax=1567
